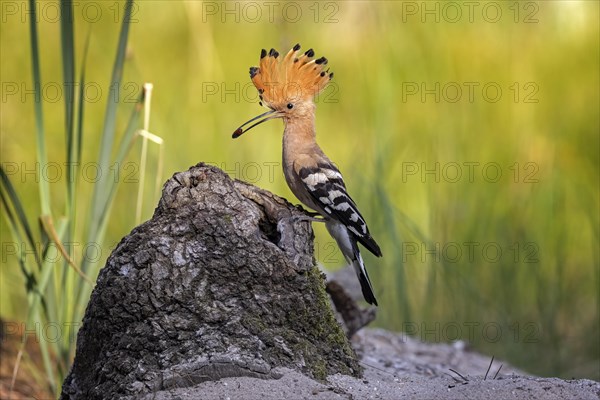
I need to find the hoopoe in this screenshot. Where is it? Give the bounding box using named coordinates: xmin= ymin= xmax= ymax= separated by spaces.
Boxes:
xmin=232 ymin=44 xmax=382 ymax=306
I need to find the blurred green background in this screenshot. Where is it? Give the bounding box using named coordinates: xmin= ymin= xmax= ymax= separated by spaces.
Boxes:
xmin=1 ymin=0 xmax=598 ymax=383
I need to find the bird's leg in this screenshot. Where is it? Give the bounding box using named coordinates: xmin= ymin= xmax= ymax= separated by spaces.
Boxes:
xmin=278 ymin=214 xmax=324 ymax=230
xmin=276 ymin=210 xmax=325 ymax=245
xmin=300 ymin=211 xmax=326 ymax=222
xmin=289 ymin=209 xmax=326 ymax=224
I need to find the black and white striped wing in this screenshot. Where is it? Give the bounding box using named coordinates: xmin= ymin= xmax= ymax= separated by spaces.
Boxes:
xmin=296 ymin=162 xmax=382 ymax=257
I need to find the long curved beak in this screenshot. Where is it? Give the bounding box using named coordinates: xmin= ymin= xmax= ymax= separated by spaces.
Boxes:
xmin=232 ymin=109 xmax=283 ymax=139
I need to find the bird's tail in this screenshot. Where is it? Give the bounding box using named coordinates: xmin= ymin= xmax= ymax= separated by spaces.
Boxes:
xmin=326 ymin=221 xmax=378 ymax=306
xmin=351 ymin=250 xmax=378 ymax=306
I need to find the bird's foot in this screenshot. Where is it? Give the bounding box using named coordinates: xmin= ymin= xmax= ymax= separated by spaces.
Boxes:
xmin=286 ymin=213 xmax=326 ymax=224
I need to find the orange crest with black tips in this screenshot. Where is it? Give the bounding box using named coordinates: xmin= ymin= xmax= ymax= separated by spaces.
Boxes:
xmin=249 ymin=44 xmax=333 ymax=106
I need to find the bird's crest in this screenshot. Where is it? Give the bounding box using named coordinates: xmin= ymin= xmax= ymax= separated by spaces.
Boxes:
xmin=249 ymin=44 xmax=333 ymax=105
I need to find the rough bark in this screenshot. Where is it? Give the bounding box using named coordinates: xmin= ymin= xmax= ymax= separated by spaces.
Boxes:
xmin=60 ymin=163 xmax=361 ymax=400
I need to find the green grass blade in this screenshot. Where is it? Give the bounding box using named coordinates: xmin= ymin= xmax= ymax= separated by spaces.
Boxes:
xmin=60 ymin=0 xmax=76 ymax=215
xmin=88 ymin=0 xmax=134 ymax=249
xmin=0 ymin=187 xmax=38 ymax=293
xmin=58 ymin=5 xmax=77 ymax=381
xmin=31 ymin=307 xmax=56 ymax=392
xmin=24 ymin=219 xmax=69 ymax=395
xmin=1 ymin=195 xmax=69 ymax=395
xmin=28 ymin=0 xmax=51 ymax=217
xmin=113 ymin=92 xmax=145 ymax=167
xmin=99 ymin=94 xmax=144 ymax=231
xmin=58 ymin=27 xmax=92 ymax=382
xmin=0 ymin=167 xmax=41 ymax=269
xmin=76 ymin=29 xmax=92 ymax=169
xmin=76 ymin=92 xmax=144 ymax=315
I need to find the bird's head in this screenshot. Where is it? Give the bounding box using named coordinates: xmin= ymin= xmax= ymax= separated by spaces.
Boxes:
xmin=233 ymin=44 xmax=333 ymax=138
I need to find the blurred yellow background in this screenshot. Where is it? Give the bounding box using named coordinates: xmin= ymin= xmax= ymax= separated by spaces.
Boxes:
xmin=1 ymin=0 xmax=598 ymax=382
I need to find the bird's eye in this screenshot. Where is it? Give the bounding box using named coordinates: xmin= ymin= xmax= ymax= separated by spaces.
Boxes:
xmin=287 ymin=103 xmax=294 ymax=109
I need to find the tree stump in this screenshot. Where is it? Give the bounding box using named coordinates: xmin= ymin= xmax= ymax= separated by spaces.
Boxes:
xmin=60 ymin=163 xmax=361 ymax=399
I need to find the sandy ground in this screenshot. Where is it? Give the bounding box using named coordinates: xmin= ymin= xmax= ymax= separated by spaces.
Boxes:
xmin=140 ymin=328 xmax=600 ymax=400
